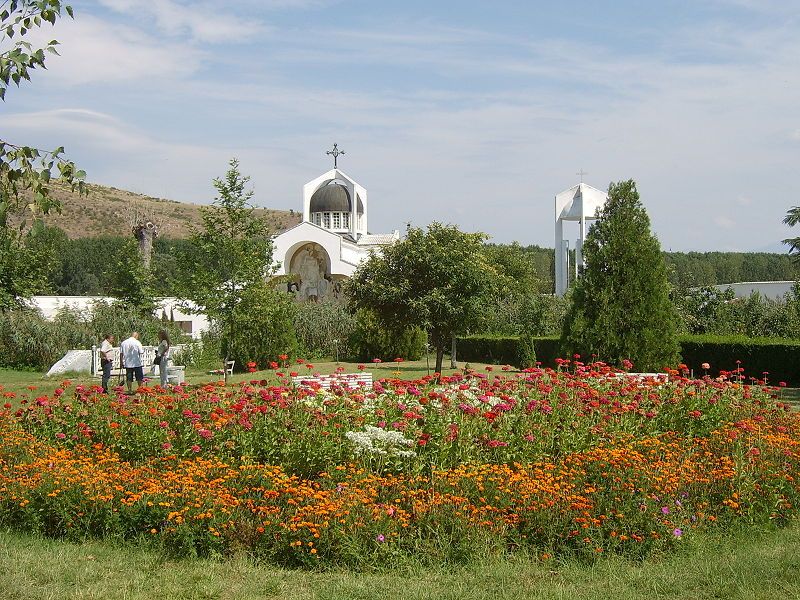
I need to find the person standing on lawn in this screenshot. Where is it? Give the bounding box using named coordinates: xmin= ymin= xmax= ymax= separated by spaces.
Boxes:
xmin=120 ymin=331 xmax=144 ymax=393
xmin=155 ymin=329 xmax=171 ymax=387
xmin=99 ymin=333 xmax=115 ymax=393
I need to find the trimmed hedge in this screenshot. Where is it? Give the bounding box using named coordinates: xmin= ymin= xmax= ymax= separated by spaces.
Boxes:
xmin=457 ymin=334 xmax=800 ymax=386
xmin=456 ymin=335 xmax=560 ymax=368
xmin=679 ymin=335 xmax=800 ymax=386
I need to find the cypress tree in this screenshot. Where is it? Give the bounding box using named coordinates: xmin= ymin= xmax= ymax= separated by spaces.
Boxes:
xmin=561 ymin=180 xmax=679 ymax=371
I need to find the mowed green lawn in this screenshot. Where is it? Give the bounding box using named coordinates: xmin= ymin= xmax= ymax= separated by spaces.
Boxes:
xmin=0 ymin=356 xmax=497 ymax=398
xmin=1 ymin=523 xmax=799 ymax=600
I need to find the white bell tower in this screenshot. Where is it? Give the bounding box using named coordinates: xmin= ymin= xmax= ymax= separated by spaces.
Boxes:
xmin=554 ymin=182 xmax=607 ymax=296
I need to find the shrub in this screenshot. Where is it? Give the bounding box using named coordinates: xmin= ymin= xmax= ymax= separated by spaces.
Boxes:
xmin=347 ymin=309 xmax=426 ymax=361
xmin=293 ymin=298 xmax=355 ymax=360
xmin=222 ymin=283 xmax=298 ymax=371
xmin=173 ymin=328 xmax=222 ymax=371
xmin=479 ymin=293 xmax=568 ymax=337
xmin=0 ymin=303 xmax=188 ymax=371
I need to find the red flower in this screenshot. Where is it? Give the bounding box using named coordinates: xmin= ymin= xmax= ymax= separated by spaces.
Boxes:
xmin=372 ymin=358 xmax=382 ymax=363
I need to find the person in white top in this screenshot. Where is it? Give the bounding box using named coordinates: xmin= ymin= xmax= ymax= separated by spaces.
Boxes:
xmin=120 ymin=331 xmax=144 ymax=393
xmin=99 ymin=333 xmax=115 ymax=393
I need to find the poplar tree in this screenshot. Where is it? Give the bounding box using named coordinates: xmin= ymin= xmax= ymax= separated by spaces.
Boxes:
xmin=561 ymin=180 xmax=679 ymax=371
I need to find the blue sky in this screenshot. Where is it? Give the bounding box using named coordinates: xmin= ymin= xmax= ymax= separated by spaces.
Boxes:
xmin=2 ymin=0 xmax=799 ymax=251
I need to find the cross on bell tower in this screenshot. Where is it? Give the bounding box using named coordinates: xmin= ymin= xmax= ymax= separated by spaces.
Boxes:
xmin=326 ymin=143 xmax=345 ymax=168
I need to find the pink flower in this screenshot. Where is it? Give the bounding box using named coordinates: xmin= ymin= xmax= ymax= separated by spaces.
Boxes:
xmin=55 ymin=432 xmax=66 ymax=440
xmin=191 ymin=444 xmax=201 ymax=453
xmin=487 ymin=439 xmax=508 ymax=448
xmin=161 ymin=442 xmax=172 ymax=450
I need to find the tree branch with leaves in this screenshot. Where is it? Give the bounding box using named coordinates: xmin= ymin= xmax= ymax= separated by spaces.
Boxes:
xmin=0 ymin=0 xmax=84 ymax=310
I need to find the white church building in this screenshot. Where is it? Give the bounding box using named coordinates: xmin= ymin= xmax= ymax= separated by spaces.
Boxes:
xmin=271 ymin=146 xmax=399 ymax=300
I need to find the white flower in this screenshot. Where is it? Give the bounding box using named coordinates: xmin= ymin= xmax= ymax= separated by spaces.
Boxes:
xmin=345 ymin=425 xmax=416 ymax=459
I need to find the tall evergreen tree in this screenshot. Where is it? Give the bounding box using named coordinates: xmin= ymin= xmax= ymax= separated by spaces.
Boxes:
xmin=561 ymin=180 xmax=679 ymax=371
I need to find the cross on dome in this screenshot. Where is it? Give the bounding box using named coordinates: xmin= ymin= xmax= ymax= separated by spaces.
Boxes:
xmin=326 ymin=143 xmax=345 ymax=168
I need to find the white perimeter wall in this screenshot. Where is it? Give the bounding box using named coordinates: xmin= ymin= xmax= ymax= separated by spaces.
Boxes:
xmin=28 ymin=296 xmax=210 ymax=339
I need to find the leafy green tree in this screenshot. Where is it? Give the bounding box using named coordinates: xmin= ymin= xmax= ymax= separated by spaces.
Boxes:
xmin=107 ymin=238 xmax=156 ymax=316
xmin=0 ymin=220 xmax=55 ymax=308
xmin=347 ymin=222 xmax=495 ymax=374
xmin=783 ymin=206 xmax=800 ymax=262
xmin=561 ymin=180 xmax=679 ymax=371
xmin=1 ymin=1 xmax=84 ymax=310
xmin=176 ymin=159 xmax=288 ymax=372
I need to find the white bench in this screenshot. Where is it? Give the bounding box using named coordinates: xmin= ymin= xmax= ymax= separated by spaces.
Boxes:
xmin=166 ymin=366 xmax=185 ymax=385
xmin=291 ymin=372 xmax=373 ymax=390
xmin=609 ymin=372 xmax=669 ymax=382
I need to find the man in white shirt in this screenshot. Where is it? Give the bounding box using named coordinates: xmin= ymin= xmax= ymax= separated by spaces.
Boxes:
xmin=99 ymin=333 xmax=115 ymax=393
xmin=120 ymin=331 xmax=144 ymax=393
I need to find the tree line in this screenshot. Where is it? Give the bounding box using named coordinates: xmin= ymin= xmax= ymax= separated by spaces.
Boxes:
xmin=26 ymin=235 xmax=797 ymax=299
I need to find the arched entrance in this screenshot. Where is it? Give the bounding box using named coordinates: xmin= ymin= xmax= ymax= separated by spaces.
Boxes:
xmin=287 ymin=242 xmax=335 ymax=301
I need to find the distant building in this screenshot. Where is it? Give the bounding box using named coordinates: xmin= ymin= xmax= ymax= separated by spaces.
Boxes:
xmin=271 ymin=146 xmax=399 ymax=300
xmin=554 ymin=182 xmax=607 ymax=296
xmin=710 ymin=281 xmax=795 ymax=300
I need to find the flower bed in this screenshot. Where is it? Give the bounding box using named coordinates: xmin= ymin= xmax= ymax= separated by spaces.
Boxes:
xmin=1 ymin=363 xmax=798 ymax=566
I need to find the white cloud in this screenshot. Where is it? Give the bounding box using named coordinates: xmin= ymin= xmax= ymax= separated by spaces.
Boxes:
xmin=714 ymin=216 xmax=737 ymax=229
xmin=95 ymin=0 xmax=268 ymax=42
xmin=22 ymin=14 xmax=202 ymax=84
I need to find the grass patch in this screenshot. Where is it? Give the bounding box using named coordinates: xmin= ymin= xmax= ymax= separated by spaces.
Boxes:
xmin=1 ymin=524 xmax=799 ymax=599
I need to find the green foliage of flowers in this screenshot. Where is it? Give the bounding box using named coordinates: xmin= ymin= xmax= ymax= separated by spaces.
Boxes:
xmin=1 ymin=361 xmax=798 ymax=568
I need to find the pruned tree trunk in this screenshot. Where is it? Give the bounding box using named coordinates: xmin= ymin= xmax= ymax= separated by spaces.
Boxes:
xmin=435 ymin=345 xmax=444 ymax=374
xmin=133 ymin=221 xmax=158 ymax=269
